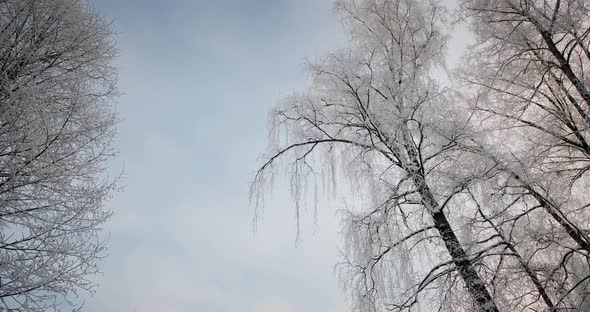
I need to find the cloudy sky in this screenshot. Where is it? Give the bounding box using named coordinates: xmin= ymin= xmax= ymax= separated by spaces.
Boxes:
xmin=86 ymin=1 xmax=349 ymax=311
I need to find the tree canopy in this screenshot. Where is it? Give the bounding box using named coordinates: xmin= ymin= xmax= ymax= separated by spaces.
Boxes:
xmin=0 ymin=0 xmax=118 ymax=310
xmin=254 ymin=0 xmax=590 ymax=311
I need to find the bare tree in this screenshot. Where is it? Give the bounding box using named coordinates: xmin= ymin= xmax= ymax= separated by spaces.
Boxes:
xmin=253 ymin=0 xmax=501 ymax=311
xmin=0 ymin=0 xmax=118 ymax=311
xmin=458 ymin=0 xmax=590 ymax=309
xmin=253 ymin=0 xmax=590 ymax=310
xmin=459 ymin=0 xmax=590 ymax=249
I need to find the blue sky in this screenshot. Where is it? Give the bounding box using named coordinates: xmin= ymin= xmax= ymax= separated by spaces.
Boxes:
xmin=86 ymin=1 xmax=349 ymax=311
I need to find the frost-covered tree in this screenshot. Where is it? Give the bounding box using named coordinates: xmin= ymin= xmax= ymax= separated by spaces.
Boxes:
xmin=254 ymin=0 xmax=590 ymax=311
xmin=0 ymin=0 xmax=118 ymax=310
xmin=459 ymin=0 xmax=590 ymax=252
xmin=253 ymin=0 xmax=500 ymax=311
xmin=459 ymin=0 xmax=590 ymax=309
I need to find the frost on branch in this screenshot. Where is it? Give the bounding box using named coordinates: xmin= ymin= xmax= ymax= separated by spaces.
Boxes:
xmin=0 ymin=1 xmax=118 ymax=311
xmin=253 ymin=0 xmax=590 ymax=311
xmin=252 ymin=0 xmax=503 ymax=311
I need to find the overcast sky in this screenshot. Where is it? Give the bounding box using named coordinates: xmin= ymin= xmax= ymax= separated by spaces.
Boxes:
xmin=86 ymin=1 xmax=349 ymax=311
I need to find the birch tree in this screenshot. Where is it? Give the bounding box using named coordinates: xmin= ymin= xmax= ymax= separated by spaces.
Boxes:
xmin=253 ymin=0 xmax=500 ymax=310
xmin=458 ymin=0 xmax=590 ymax=309
xmin=459 ymin=0 xmax=590 ymax=252
xmin=0 ymin=0 xmax=118 ymax=310
xmin=254 ymin=0 xmax=590 ymax=310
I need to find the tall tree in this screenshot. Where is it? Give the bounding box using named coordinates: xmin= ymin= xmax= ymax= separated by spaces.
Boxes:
xmin=255 ymin=0 xmax=590 ymax=311
xmin=459 ymin=0 xmax=590 ymax=309
xmin=0 ymin=0 xmax=118 ymax=310
xmin=254 ymin=0 xmax=499 ymax=310
xmin=459 ymin=0 xmax=590 ymax=250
